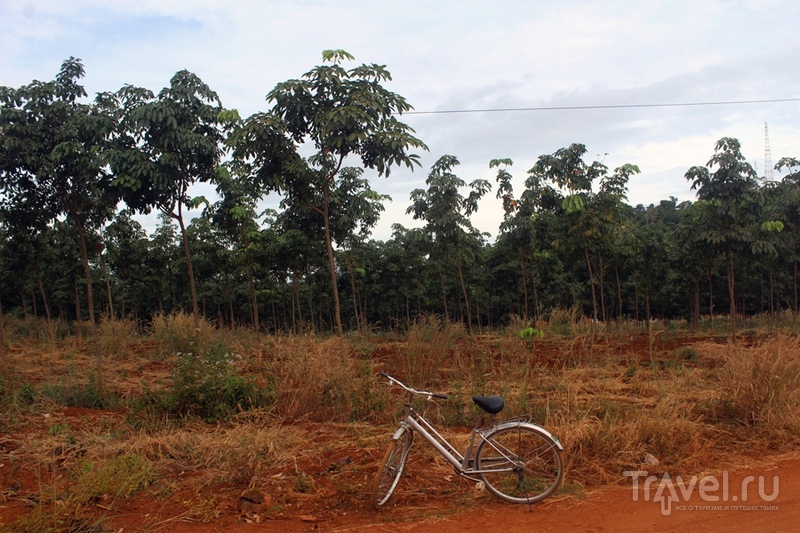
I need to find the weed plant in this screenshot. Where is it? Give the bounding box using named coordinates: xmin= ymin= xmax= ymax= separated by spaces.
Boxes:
xmin=150 ymin=311 xmax=217 ymax=357
xmin=137 ymin=340 xmax=273 ymax=422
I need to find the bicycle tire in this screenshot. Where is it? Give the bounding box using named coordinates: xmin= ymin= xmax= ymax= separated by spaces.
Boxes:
xmin=372 ymin=428 xmax=413 ymax=509
xmin=475 ymin=424 xmax=563 ymax=504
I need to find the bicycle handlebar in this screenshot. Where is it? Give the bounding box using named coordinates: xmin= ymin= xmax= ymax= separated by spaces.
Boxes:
xmin=379 ymin=371 xmax=449 ymax=400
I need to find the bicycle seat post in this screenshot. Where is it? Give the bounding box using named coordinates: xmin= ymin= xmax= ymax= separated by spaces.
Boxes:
xmin=462 ymin=410 xmax=486 ymax=471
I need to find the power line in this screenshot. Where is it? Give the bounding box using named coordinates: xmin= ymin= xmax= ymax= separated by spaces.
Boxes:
xmin=402 ymin=97 xmax=800 ymax=116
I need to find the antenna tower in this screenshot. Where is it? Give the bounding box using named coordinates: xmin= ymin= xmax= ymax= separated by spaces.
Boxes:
xmin=764 ymin=122 xmax=774 ymax=181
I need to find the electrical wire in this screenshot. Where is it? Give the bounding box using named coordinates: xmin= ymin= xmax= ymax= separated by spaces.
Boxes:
xmin=402 ymin=97 xmax=800 ymax=115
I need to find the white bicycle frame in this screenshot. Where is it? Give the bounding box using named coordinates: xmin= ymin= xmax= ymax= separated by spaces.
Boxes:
xmin=384 ymin=373 xmax=562 ymax=480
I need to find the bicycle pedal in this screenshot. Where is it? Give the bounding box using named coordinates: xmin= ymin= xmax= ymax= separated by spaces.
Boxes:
xmin=474 ymin=481 xmax=485 ymax=492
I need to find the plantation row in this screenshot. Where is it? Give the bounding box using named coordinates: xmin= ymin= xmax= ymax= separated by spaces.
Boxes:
xmin=2 ymin=54 xmax=800 ymax=337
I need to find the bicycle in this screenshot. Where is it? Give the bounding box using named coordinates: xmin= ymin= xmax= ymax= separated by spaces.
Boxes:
xmin=372 ymin=371 xmax=564 ymax=509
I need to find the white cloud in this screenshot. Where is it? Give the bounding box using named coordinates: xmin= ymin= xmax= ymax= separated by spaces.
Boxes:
xmin=3 ymin=0 xmax=800 ymax=241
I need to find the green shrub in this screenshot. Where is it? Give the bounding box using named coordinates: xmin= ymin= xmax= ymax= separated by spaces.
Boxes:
xmin=76 ymin=454 xmax=156 ymax=501
xmin=139 ymin=340 xmax=274 ymax=422
xmin=38 ymin=375 xmax=119 ymax=409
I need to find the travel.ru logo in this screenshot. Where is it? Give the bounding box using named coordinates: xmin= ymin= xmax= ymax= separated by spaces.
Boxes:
xmin=623 ymin=470 xmax=780 ymax=516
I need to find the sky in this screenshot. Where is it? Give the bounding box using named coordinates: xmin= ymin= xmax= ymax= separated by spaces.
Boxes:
xmin=2 ymin=0 xmax=800 ymax=241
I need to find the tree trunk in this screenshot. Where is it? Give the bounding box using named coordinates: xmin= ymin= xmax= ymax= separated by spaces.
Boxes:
xmin=707 ymin=265 xmax=715 ymax=335
xmin=0 ymin=298 xmax=8 ymax=368
xmin=770 ymin=270 xmax=776 ymax=320
xmin=726 ymin=250 xmax=736 ymax=341
xmin=99 ymin=251 xmax=114 ymax=319
xmin=520 ymin=252 xmax=530 ymax=321
xmin=226 ymin=272 xmax=235 ymax=327
xmin=615 ymin=266 xmax=624 ymax=321
xmin=598 ymin=252 xmax=607 ymax=324
xmin=794 ymin=257 xmax=798 ymax=319
xmin=20 ymin=289 xmax=28 ymax=319
xmin=438 ymin=266 xmax=449 ymax=319
xmin=36 ymin=267 xmax=55 ymax=346
xmin=290 ymin=272 xmax=298 ymax=333
xmin=404 ymin=279 xmax=411 ymax=324
xmin=457 ymin=263 xmax=474 ymax=335
xmin=584 ymin=247 xmax=599 ymax=322
xmin=69 ymin=208 xmax=96 ymax=326
xmin=174 ymin=206 xmax=199 ymax=324
xmin=693 ymin=277 xmax=701 ymax=330
xmin=271 ymin=296 xmax=277 ymax=334
xmin=321 ymin=188 xmax=343 ymax=335
xmin=168 ymin=263 xmax=176 ymax=313
xmin=347 ymin=260 xmax=361 ymax=332
xmin=307 ymin=277 xmax=316 ymax=332
xmin=74 ymin=281 xmax=82 ymax=342
xmin=646 ymin=285 xmax=652 ymax=360
xmin=244 ymin=233 xmax=259 ymax=331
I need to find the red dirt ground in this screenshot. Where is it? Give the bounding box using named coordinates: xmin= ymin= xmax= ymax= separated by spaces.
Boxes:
xmin=1 ymin=332 xmax=795 ymax=532
xmin=104 ymin=454 xmax=799 ymax=533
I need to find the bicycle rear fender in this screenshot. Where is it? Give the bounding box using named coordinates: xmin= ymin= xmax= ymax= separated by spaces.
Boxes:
xmin=494 ymin=421 xmax=564 ymax=452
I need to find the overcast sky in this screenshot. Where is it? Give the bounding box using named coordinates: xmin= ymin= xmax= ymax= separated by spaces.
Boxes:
xmin=2 ymin=0 xmax=799 ymax=241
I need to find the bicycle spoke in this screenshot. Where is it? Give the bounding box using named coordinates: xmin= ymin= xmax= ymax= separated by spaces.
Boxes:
xmin=476 ymin=426 xmax=563 ymax=504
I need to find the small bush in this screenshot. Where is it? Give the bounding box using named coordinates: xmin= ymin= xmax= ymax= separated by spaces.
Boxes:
xmin=38 ymin=375 xmax=119 ymax=409
xmin=140 ymin=340 xmax=274 ymax=422
xmin=76 ymin=453 xmax=156 ymax=501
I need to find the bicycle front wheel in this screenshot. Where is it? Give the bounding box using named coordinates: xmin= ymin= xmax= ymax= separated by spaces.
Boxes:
xmin=475 ymin=424 xmax=563 ymax=504
xmin=372 ymin=428 xmax=413 ymax=509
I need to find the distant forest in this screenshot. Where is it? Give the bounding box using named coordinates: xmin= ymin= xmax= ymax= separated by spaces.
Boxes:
xmin=2 ymin=55 xmax=800 ymax=336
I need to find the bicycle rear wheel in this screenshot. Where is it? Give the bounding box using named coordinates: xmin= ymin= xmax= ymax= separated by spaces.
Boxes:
xmin=475 ymin=424 xmax=563 ymax=504
xmin=372 ymin=428 xmax=413 ymax=509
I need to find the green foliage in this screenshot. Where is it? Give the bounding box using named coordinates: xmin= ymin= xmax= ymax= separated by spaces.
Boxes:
xmin=134 ymin=324 xmax=274 ymax=422
xmin=517 ymin=327 xmax=544 ymax=340
xmin=38 ymin=374 xmax=119 ymax=409
xmin=762 ymin=220 xmax=784 ymax=232
xmin=157 ymin=343 xmax=274 ymax=422
xmin=76 ymin=454 xmax=156 ymax=501
xmin=561 ymin=194 xmax=584 ymax=214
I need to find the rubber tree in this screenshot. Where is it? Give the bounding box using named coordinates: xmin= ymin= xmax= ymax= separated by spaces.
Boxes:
xmin=1 ymin=57 xmax=117 ymax=329
xmin=408 ymin=155 xmax=491 ymax=334
xmin=103 ymin=210 xmax=151 ymax=319
xmin=328 ymin=167 xmax=390 ymax=331
xmin=245 ymin=49 xmax=427 ymax=335
xmin=207 ymin=168 xmax=264 ymax=330
xmin=774 ymin=157 xmax=800 ymax=315
xmin=685 ymin=137 xmax=759 ymax=339
xmin=493 ymin=158 xmax=537 ymax=320
xmin=528 ymin=144 xmax=608 ymax=321
xmin=105 ymin=71 xmax=225 ymax=323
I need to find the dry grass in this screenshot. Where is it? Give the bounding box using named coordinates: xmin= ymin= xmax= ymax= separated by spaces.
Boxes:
xmin=149 ymin=312 xmax=218 ymax=357
xmin=260 ymin=336 xmax=387 ymax=422
xmin=711 ymin=335 xmax=800 ymax=434
xmin=2 ymin=319 xmax=800 ymax=530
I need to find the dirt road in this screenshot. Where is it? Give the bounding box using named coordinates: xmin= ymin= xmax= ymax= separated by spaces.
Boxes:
xmin=157 ymin=455 xmax=798 ymax=533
